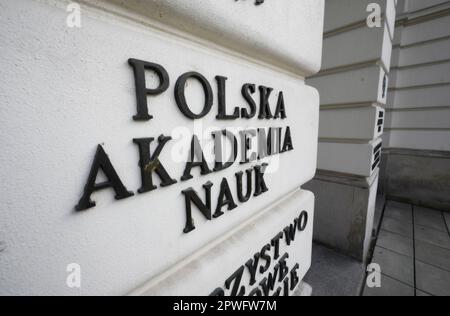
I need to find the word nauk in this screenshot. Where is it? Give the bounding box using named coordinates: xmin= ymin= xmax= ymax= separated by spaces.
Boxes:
xmin=75 ymin=59 xmax=294 ymax=233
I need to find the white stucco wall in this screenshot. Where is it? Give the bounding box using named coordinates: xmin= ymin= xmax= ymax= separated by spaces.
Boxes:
xmin=385 ymin=0 xmax=450 ymax=151
xmin=308 ymin=0 xmax=396 ymax=177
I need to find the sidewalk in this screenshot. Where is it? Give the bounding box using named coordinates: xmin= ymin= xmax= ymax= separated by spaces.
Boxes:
xmin=363 ymin=201 xmax=450 ymax=296
xmin=303 ymin=243 xmax=366 ymax=296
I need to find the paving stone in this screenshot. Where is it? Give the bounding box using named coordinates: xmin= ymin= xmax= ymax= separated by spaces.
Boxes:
xmin=384 ymin=201 xmax=412 ymax=223
xmin=415 ymin=240 xmax=450 ymax=272
xmin=381 ymin=216 xmax=413 ymax=238
xmin=363 ymin=274 xmax=414 ymax=296
xmin=303 ymin=243 xmax=366 ymax=296
xmin=416 ymin=290 xmax=432 ymax=296
xmin=369 ymin=202 xmax=450 ymax=297
xmin=416 ymin=261 xmax=450 ymax=296
xmin=373 ymin=195 xmax=386 ymax=233
xmin=415 ymin=225 xmax=450 ymax=250
xmin=414 ymin=206 xmax=447 ymax=232
xmin=444 ymin=212 xmax=450 ymax=233
xmin=371 ymin=246 xmax=414 ymax=286
xmin=377 ymin=230 xmax=414 ymax=257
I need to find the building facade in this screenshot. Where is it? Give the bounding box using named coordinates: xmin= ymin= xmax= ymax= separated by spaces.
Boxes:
xmin=0 ymin=0 xmax=448 ymax=297
xmin=381 ymin=0 xmax=450 ymax=211
xmin=0 ymin=0 xmax=324 ymax=296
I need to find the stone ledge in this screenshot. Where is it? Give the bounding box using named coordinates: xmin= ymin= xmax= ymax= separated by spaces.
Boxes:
xmin=312 ymin=168 xmax=380 ymax=189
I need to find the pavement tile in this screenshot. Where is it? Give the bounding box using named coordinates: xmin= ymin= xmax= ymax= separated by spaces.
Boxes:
xmin=371 ymin=246 xmax=414 ymax=286
xmin=444 ymin=212 xmax=450 ymax=233
xmin=304 ymin=243 xmax=365 ymax=296
xmin=381 ymin=216 xmax=413 ymax=238
xmin=415 ymin=240 xmax=450 ymax=272
xmin=377 ymin=230 xmax=414 ymax=258
xmin=414 ymin=206 xmax=447 ymax=232
xmin=416 ymin=290 xmax=432 ymax=296
xmin=416 ymin=261 xmax=450 ymax=296
xmin=368 ymin=202 xmax=450 ymax=297
xmin=373 ymin=195 xmax=386 ymax=233
xmin=415 ymin=225 xmax=450 ymax=250
xmin=384 ymin=201 xmax=412 ymax=223
xmin=363 ymin=274 xmax=414 ymax=296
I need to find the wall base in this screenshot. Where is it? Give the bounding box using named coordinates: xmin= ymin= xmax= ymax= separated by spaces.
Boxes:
xmin=380 ymin=148 xmax=450 ymax=212
xmin=304 ymin=169 xmax=380 ymax=263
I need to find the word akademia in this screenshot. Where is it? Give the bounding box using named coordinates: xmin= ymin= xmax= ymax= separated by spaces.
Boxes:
xmin=75 ymin=59 xmax=295 ymax=233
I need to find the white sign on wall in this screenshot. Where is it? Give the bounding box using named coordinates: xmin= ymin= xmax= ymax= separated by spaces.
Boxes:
xmin=0 ymin=0 xmax=324 ymax=296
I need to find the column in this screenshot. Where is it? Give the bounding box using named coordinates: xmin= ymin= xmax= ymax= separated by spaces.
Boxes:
xmin=306 ymin=0 xmax=397 ymax=262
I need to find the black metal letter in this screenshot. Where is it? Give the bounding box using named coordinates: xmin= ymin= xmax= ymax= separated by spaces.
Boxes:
xmin=225 ymin=266 xmax=246 ymax=296
xmin=214 ymin=178 xmax=238 ymax=218
xmin=241 ymin=83 xmax=257 ymax=119
xmin=274 ymin=92 xmax=287 ymax=119
xmin=245 ymin=253 xmax=261 ymax=286
xmin=260 ymin=264 xmax=280 ymax=296
xmin=248 ymin=288 xmax=262 ymax=296
xmin=278 ymin=253 xmax=290 ymax=282
xmin=298 ymin=210 xmax=308 ymax=232
xmin=239 ymin=129 xmax=257 ymax=164
xmin=133 ymin=136 xmax=177 ymax=194
xmin=259 ymin=244 xmax=272 ymax=274
xmin=175 ymin=72 xmax=213 ymax=119
xmin=210 ymin=288 xmax=225 ymax=296
xmin=257 ymin=128 xmax=275 ymax=159
xmin=254 ymin=163 xmax=269 ymax=197
xmin=128 ymin=59 xmax=170 ymax=121
xmin=283 ymin=219 xmax=298 ymax=246
xmin=290 ymin=264 xmax=300 ymax=291
xmin=236 ymin=169 xmax=253 ymax=203
xmin=212 ymin=130 xmax=238 ymax=172
xmin=181 ymin=135 xmax=212 ymax=181
xmin=281 ymin=126 xmax=294 ymax=153
xmin=216 ymin=76 xmax=239 ymax=120
xmin=76 ymin=145 xmax=134 ymax=211
xmin=181 ymin=181 xmax=213 ymax=234
xmin=271 ymin=232 xmax=284 ymax=260
xmin=258 ymin=86 xmax=274 ymax=119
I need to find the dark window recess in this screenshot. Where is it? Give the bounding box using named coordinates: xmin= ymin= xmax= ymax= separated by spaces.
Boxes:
xmin=373 ymin=142 xmax=382 ymax=155
xmin=374 ymin=151 xmax=381 ymax=161
xmin=372 ymin=157 xmax=381 ymax=171
xmin=377 ymin=116 xmax=384 ymax=133
xmin=372 ymin=142 xmax=383 ymax=171
xmin=382 ymin=75 xmax=388 ymax=98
